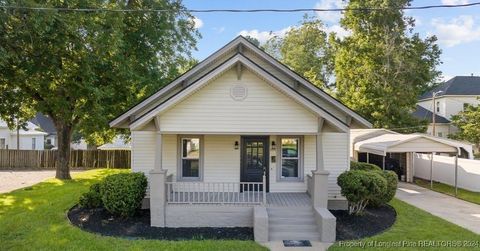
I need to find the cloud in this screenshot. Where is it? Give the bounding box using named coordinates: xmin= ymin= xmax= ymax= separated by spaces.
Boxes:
xmin=237 ymin=27 xmax=292 ymax=44
xmin=325 ymin=25 xmax=351 ymax=39
xmin=314 ymin=0 xmax=346 ymax=23
xmin=430 ymin=15 xmax=480 ymax=47
xmin=441 ymin=0 xmax=469 ymax=5
xmin=212 ymin=26 xmax=225 ymax=34
xmin=192 ymin=17 xmax=203 ymax=29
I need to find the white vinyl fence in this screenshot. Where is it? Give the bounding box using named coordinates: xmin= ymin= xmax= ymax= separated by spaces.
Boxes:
xmin=414 ymin=153 xmax=480 ymax=192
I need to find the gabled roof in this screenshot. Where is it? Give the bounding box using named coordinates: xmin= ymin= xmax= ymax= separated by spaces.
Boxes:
xmin=419 ymin=76 xmax=480 ymax=100
xmin=412 ymin=105 xmax=450 ymax=123
xmin=30 ymin=113 xmax=56 ymax=135
xmin=110 ymin=36 xmax=372 ymax=130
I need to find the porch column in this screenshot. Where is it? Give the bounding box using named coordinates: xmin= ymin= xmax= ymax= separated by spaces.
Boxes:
xmin=150 ymin=118 xmax=167 ymax=227
xmin=313 ymin=117 xmax=329 ymax=208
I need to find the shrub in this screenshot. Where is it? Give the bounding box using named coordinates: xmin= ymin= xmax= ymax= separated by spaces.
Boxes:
xmin=370 ymin=170 xmax=398 ymax=207
xmin=350 ymin=161 xmax=382 ymax=172
xmin=101 ymin=172 xmax=147 ymax=217
xmin=78 ymin=183 xmax=103 ymax=208
xmin=337 ymin=170 xmax=387 ymax=215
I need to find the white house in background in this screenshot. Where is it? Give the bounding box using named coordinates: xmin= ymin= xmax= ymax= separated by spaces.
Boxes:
xmin=30 ymin=113 xmax=57 ymax=148
xmin=0 ymin=119 xmax=47 ymax=150
xmin=110 ymin=36 xmax=372 ymax=243
xmin=414 ymin=76 xmax=480 ymax=138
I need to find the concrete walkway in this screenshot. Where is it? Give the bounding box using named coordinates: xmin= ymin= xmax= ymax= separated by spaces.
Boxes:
xmin=396 ymin=182 xmax=480 ymax=234
xmin=262 ymin=241 xmax=332 ymax=251
xmin=0 ymin=170 xmax=81 ymax=194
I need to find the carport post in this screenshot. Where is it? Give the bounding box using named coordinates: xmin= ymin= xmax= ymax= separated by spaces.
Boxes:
xmin=430 ymin=152 xmax=434 ymax=189
xmin=382 ymin=155 xmax=385 ymax=170
xmin=454 ymin=155 xmax=458 ymax=197
xmin=367 ymin=153 xmax=370 ymax=163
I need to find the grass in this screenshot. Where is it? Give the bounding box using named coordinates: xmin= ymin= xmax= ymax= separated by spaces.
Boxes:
xmin=0 ymin=169 xmax=267 ymax=251
xmin=329 ymin=199 xmax=480 ymax=251
xmin=414 ymin=178 xmax=480 ymax=205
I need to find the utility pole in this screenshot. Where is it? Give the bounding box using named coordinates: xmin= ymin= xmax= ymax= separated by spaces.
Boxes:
xmin=431 ymin=91 xmax=443 ymax=136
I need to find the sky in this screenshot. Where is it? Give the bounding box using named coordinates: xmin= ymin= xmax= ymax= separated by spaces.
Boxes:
xmin=183 ymin=0 xmax=480 ymax=81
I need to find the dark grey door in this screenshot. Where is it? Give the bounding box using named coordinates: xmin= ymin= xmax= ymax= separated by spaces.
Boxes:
xmin=241 ymin=136 xmax=269 ymax=192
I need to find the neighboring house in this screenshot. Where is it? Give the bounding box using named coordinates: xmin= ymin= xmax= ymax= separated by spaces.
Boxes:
xmin=98 ymin=136 xmax=131 ymax=150
xmin=414 ymin=76 xmax=480 ymax=138
xmin=0 ymin=119 xmax=47 ymax=150
xmin=110 ymin=36 xmax=372 ymax=243
xmin=30 ymin=113 xmax=57 ymax=148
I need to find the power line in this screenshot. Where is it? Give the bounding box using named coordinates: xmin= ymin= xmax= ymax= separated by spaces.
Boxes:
xmin=0 ymin=2 xmax=480 ymax=13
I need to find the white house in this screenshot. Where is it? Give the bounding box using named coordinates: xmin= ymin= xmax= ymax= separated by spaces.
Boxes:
xmin=0 ymin=119 xmax=47 ymax=150
xmin=110 ymin=36 xmax=371 ymax=243
xmin=30 ymin=113 xmax=57 ymax=148
xmin=414 ymin=76 xmax=480 ymax=138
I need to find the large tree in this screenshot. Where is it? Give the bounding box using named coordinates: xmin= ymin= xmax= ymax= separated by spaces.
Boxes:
xmin=0 ymin=0 xmax=199 ymax=179
xmin=334 ymin=0 xmax=441 ymax=129
xmin=450 ymin=102 xmax=480 ymax=151
xmin=263 ymin=16 xmax=334 ymax=89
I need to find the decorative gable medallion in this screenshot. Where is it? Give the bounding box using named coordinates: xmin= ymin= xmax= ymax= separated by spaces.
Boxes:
xmin=230 ymin=84 xmax=248 ymax=101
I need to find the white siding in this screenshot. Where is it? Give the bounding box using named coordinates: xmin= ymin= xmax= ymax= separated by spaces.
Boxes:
xmin=8 ymin=135 xmax=45 ymax=150
xmin=323 ymin=133 xmax=349 ymax=199
xmin=131 ymin=131 xmax=156 ymax=174
xmin=204 ymin=135 xmax=240 ymax=182
xmin=159 ymin=69 xmax=318 ymax=134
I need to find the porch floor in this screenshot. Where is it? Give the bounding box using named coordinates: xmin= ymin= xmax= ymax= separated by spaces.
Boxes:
xmin=266 ymin=193 xmax=311 ymax=207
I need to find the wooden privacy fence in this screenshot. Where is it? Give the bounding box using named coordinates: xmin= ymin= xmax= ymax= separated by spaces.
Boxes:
xmin=0 ymin=149 xmax=131 ymax=169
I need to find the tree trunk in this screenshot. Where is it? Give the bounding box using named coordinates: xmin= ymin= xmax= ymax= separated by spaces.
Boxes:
xmin=55 ymin=121 xmax=73 ymax=179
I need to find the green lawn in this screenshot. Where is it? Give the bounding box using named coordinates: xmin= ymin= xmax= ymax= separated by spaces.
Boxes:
xmin=329 ymin=199 xmax=480 ymax=251
xmin=414 ymin=178 xmax=480 ymax=205
xmin=0 ymin=169 xmax=267 ymax=251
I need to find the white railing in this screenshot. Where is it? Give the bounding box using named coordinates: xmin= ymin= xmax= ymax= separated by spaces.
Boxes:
xmin=166 ymin=181 xmax=265 ymax=205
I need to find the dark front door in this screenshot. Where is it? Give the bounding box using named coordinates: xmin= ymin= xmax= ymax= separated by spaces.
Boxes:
xmin=241 ymin=136 xmax=269 ymax=192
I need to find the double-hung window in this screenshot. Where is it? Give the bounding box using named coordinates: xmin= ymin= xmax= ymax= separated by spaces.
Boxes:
xmin=179 ymin=137 xmax=202 ymax=180
xmin=279 ymin=137 xmax=302 ymax=181
xmin=32 ymin=138 xmax=36 ymax=150
xmin=0 ymin=138 xmax=5 ymax=149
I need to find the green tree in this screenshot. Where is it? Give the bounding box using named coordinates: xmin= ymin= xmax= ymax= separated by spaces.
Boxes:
xmin=334 ymin=0 xmax=441 ymax=129
xmin=0 ymin=0 xmax=199 ymax=179
xmin=244 ymin=35 xmax=261 ymax=47
xmin=263 ymin=16 xmax=334 ymax=89
xmin=450 ymin=102 xmax=480 ymax=150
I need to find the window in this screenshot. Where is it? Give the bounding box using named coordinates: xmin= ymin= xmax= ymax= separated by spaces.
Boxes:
xmin=46 ymin=139 xmax=51 ymax=145
xmin=436 ymin=101 xmax=440 ymax=113
xmin=437 ymin=132 xmax=443 ymax=137
xmin=279 ymin=137 xmax=302 ymax=180
xmin=179 ymin=137 xmax=202 ymax=180
xmin=32 ymin=138 xmax=36 ymax=150
xmin=0 ymin=138 xmax=5 ymax=149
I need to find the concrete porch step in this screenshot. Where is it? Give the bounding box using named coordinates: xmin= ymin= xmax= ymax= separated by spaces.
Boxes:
xmin=269 ymin=217 xmax=314 ymax=225
xmin=269 ymin=231 xmax=321 ymax=241
xmin=269 ymin=223 xmax=318 ymax=232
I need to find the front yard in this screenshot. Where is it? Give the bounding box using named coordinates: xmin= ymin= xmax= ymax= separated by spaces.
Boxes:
xmin=0 ymin=169 xmax=478 ymax=250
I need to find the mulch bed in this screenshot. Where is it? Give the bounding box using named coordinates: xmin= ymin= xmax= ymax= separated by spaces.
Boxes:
xmin=67 ymin=206 xmax=253 ymax=240
xmin=331 ymin=204 xmax=396 ymax=241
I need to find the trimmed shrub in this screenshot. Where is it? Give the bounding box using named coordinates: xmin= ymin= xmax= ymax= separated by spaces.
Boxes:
xmin=350 ymin=161 xmax=382 ymax=172
xmin=101 ymin=172 xmax=148 ymax=217
xmin=337 ymin=170 xmax=387 ymax=215
xmin=370 ymin=170 xmax=398 ymax=207
xmin=78 ymin=183 xmax=103 ymax=208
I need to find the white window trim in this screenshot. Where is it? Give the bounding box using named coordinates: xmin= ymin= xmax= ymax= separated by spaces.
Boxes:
xmin=177 ymin=135 xmax=204 ymax=181
xmin=276 ymin=136 xmax=303 ymax=182
xmin=32 ymin=138 xmax=36 ymax=150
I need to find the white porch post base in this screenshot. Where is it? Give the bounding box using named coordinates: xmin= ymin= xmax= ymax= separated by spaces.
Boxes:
xmin=149 ymin=169 xmax=167 ymax=227
xmin=312 ymin=170 xmax=329 ymax=208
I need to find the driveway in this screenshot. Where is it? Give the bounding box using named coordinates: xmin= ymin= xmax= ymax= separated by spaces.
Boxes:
xmin=396 ymin=182 xmax=480 ymax=234
xmin=0 ymin=170 xmax=79 ymax=194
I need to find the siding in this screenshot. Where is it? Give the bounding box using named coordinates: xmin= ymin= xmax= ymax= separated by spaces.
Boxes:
xmin=204 ymin=135 xmax=240 ymax=182
xmin=131 ymin=131 xmax=155 ymax=174
xmin=159 ymin=69 xmax=318 ymax=134
xmin=323 ymin=133 xmax=349 ymax=199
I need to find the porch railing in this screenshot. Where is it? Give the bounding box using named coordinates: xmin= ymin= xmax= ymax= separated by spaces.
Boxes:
xmin=165 ymin=181 xmax=266 ymax=205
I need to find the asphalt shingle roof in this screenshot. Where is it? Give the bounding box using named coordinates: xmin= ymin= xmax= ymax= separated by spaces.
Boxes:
xmin=419 ymin=76 xmax=480 ymax=100
xmin=412 ymin=105 xmax=450 ymax=123
xmin=30 ymin=113 xmax=56 ymax=135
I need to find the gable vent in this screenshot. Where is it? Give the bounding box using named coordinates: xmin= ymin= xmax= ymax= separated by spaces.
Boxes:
xmin=230 ymin=84 xmax=248 ymax=101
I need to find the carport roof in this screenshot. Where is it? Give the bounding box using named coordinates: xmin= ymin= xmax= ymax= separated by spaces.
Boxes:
xmin=354 ymin=134 xmax=460 ymax=156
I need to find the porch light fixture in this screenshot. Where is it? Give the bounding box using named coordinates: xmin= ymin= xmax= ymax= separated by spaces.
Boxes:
xmin=271 ymin=141 xmax=276 ymax=150
xmin=234 ymin=141 xmax=239 ymax=150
